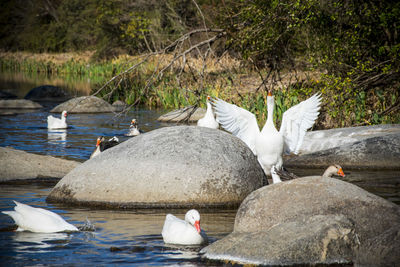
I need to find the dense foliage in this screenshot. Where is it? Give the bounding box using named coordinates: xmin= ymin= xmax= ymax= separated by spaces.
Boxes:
xmin=0 ymin=0 xmax=399 ymax=127
xmin=0 ymin=0 xmax=210 ymax=56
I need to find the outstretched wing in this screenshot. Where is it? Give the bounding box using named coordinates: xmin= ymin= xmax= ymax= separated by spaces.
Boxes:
xmin=279 ymin=93 xmax=322 ymax=154
xmin=211 ymin=98 xmax=260 ymax=154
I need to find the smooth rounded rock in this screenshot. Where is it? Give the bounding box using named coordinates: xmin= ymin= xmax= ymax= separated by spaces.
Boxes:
xmin=157 ymin=106 xmax=205 ymax=122
xmin=51 ymin=96 xmax=117 ymax=113
xmin=0 ymin=147 xmax=80 ymax=182
xmin=287 ymin=124 xmax=400 ymax=170
xmin=286 ymin=131 xmax=400 ymax=170
xmin=201 ymin=177 xmax=400 ymax=265
xmin=24 ymin=85 xmax=71 ymax=101
xmin=0 ymin=99 xmax=42 ymax=109
xmin=47 ymin=126 xmax=265 ymax=208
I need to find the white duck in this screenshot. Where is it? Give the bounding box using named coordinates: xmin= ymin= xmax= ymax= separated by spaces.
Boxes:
xmin=2 ymin=201 xmax=78 ymax=233
xmin=270 ymin=164 xmax=346 ymax=184
xmin=125 ymin=119 xmax=141 ymax=137
xmin=212 ymin=91 xmax=321 ymax=175
xmin=197 ymin=96 xmax=219 ymax=129
xmin=47 ymin=110 xmax=68 ymax=129
xmin=162 ymin=209 xmax=207 ymax=245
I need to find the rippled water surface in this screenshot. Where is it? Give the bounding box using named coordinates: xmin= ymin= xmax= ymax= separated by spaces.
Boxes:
xmin=1 ymin=77 xmax=399 ymax=266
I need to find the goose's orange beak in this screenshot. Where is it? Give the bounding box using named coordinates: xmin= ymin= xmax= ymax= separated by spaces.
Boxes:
xmin=64 ymin=112 xmax=68 ymax=117
xmin=207 ymin=96 xmax=211 ymax=100
xmin=267 ymin=90 xmax=272 ymax=96
xmin=96 ymin=138 xmax=101 ymax=147
xmin=194 ymin=220 xmax=201 ymax=233
xmin=337 ymin=168 xmax=345 ymax=177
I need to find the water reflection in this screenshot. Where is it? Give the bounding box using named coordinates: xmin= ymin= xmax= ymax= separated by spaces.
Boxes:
xmin=0 ymin=70 xmax=100 ymax=98
xmin=12 ymin=232 xmax=70 ymax=252
xmin=47 ymin=129 xmax=67 ymax=145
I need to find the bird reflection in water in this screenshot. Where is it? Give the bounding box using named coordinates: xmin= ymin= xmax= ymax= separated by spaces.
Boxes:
xmin=47 ymin=129 xmax=67 ymax=146
xmin=11 ymin=232 xmax=70 ymax=252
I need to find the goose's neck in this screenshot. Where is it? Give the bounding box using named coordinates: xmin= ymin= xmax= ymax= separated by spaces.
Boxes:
xmin=322 ymin=168 xmax=334 ymax=178
xmin=264 ymin=98 xmax=275 ymax=130
xmin=206 ymin=102 xmax=214 ymax=117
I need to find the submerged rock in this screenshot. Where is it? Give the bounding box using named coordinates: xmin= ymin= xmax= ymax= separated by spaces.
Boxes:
xmin=51 ymin=96 xmax=117 ymax=113
xmin=24 ymin=85 xmax=72 ymax=101
xmin=201 ymin=177 xmax=400 ymax=266
xmin=0 ymin=99 xmax=42 ymax=109
xmin=47 ymin=126 xmax=265 ymax=208
xmin=0 ymin=147 xmax=80 ymax=182
xmin=286 ymin=124 xmax=400 ymax=170
xmin=157 ymin=106 xmax=205 ymax=122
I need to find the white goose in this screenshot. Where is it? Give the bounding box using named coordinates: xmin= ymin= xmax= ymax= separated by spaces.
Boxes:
xmin=162 ymin=209 xmax=207 ymax=245
xmin=47 ymin=110 xmax=68 ymax=129
xmin=271 ymin=164 xmax=346 ymax=184
xmin=2 ymin=201 xmax=78 ymax=233
xmin=212 ymin=91 xmax=321 ymax=175
xmin=197 ymin=96 xmax=219 ymax=129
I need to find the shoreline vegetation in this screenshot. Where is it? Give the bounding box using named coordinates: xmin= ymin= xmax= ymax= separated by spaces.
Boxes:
xmin=0 ymin=50 xmax=399 ymax=130
xmin=0 ymin=0 xmax=399 ymax=129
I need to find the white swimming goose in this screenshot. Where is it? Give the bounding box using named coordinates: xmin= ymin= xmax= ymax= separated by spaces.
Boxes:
xmin=2 ymin=201 xmax=78 ymax=233
xmin=197 ymin=96 xmax=219 ymax=129
xmin=47 ymin=110 xmax=68 ymax=129
xmin=162 ymin=209 xmax=207 ymax=245
xmin=270 ymin=164 xmax=346 ymax=184
xmin=125 ymin=119 xmax=142 ymax=137
xmin=212 ymin=91 xmax=321 ymax=175
xmin=90 ymin=136 xmax=119 ymax=159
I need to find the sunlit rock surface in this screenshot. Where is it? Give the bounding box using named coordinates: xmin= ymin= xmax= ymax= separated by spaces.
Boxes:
xmin=51 ymin=96 xmax=117 ymax=113
xmin=201 ymin=177 xmax=400 ymax=266
xmin=24 ymin=85 xmax=71 ymax=102
xmin=157 ymin=106 xmax=205 ymax=122
xmin=47 ymin=126 xmax=265 ymax=208
xmin=0 ymin=147 xmax=80 ymax=182
xmin=286 ymin=124 xmax=400 ymax=169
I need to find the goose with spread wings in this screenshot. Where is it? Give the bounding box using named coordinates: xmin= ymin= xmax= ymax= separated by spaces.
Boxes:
xmin=212 ymin=91 xmax=321 ymax=176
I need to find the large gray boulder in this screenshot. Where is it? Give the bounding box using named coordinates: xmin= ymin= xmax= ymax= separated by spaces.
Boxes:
xmin=24 ymin=85 xmax=71 ymax=101
xmin=47 ymin=126 xmax=265 ymax=208
xmin=201 ymin=177 xmax=400 ymax=266
xmin=51 ymin=96 xmax=116 ymax=113
xmin=286 ymin=124 xmax=400 ymax=170
xmin=157 ymin=106 xmax=205 ymax=122
xmin=0 ymin=99 xmax=42 ymax=109
xmin=0 ymin=147 xmax=80 ymax=182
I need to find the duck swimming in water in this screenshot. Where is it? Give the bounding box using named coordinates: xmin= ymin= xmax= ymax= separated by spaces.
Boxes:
xmin=2 ymin=201 xmax=78 ymax=233
xmin=90 ymin=136 xmax=119 ymax=159
xmin=47 ymin=110 xmax=68 ymax=129
xmin=162 ymin=209 xmax=207 ymax=245
xmin=270 ymin=164 xmax=346 ymax=184
xmin=125 ymin=119 xmax=142 ymax=137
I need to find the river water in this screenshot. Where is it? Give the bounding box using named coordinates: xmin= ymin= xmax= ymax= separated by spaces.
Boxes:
xmin=0 ymin=71 xmax=399 ymax=266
